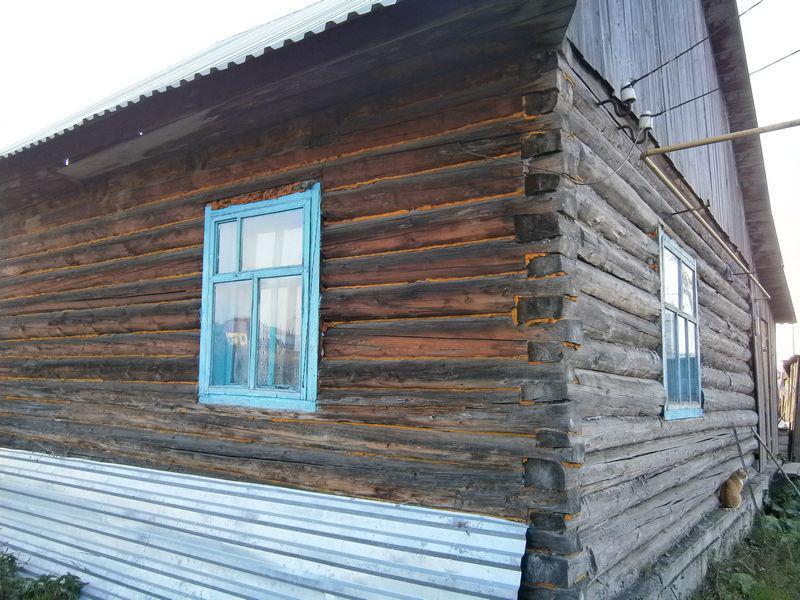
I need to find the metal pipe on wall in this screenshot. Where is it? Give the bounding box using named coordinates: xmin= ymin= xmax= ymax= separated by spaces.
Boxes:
xmin=642 ymin=156 xmax=771 ymax=299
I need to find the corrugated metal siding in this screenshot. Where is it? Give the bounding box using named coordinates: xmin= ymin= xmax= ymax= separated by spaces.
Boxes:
xmin=566 ymin=0 xmax=753 ymax=264
xmin=0 ymin=447 xmax=526 ymax=600
xmin=0 ymin=0 xmax=399 ymax=159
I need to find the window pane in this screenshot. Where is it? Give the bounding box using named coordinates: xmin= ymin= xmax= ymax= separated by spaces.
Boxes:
xmin=216 ymin=221 xmax=237 ymax=274
xmin=257 ymin=276 xmax=303 ymax=390
xmin=664 ymin=310 xmax=680 ymax=401
xmin=681 ymin=263 xmax=696 ymax=316
xmin=241 ymin=209 xmax=303 ymax=270
xmin=677 ymin=315 xmax=688 ymax=401
xmin=686 ymin=321 xmax=700 ymax=403
xmin=663 ymin=249 xmax=680 ymax=308
xmin=210 ymin=280 xmax=252 ymax=386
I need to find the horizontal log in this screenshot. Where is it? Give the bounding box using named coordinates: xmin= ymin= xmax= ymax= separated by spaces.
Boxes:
xmin=0 ymin=299 xmax=200 ymax=340
xmin=324 ymin=316 xmax=582 ymax=360
xmin=572 ymin=339 xmax=662 ymax=379
xmin=582 ymin=429 xmax=753 ymax=493
xmin=322 ymin=194 xmax=529 ymax=259
xmin=699 ymin=324 xmax=751 ymax=363
xmin=573 ymin=260 xmax=661 ymax=319
xmin=0 ymin=218 xmax=202 ymax=279
xmin=569 ymin=294 xmax=660 ymax=350
xmin=701 ymin=345 xmax=751 ymax=374
xmin=322 ymin=274 xmax=575 ymax=321
xmin=576 ymin=222 xmax=659 ymax=294
xmin=0 ymin=331 xmax=199 ymax=359
xmin=0 ymin=246 xmax=202 ymax=301
xmin=0 ymin=379 xmax=197 ymax=405
xmin=702 ymin=388 xmax=756 ymax=412
xmin=319 ymin=359 xmax=571 ymax=390
xmin=0 ymin=356 xmax=197 ymax=383
xmin=582 ymin=454 xmax=754 ymax=577
xmin=700 ymin=306 xmax=750 ymax=347
xmin=698 ymin=280 xmax=751 ymax=333
xmin=0 ymin=423 xmax=533 ymax=518
xmin=323 ymin=142 xmax=522 ymax=222
xmin=580 ymin=409 xmax=758 ymax=453
xmin=575 ymin=186 xmax=658 ymax=262
xmin=322 ymin=238 xmax=566 ymax=289
xmin=568 ymin=369 xmax=665 ymax=417
xmin=0 ymin=274 xmax=201 ymax=317
xmin=702 ymin=365 xmax=754 ymax=394
xmin=578 ymin=443 xmax=756 ymax=531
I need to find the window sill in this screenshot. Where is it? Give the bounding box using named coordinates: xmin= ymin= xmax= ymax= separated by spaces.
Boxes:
xmin=663 ymin=404 xmax=704 ymax=420
xmin=199 ymin=392 xmax=315 ymax=411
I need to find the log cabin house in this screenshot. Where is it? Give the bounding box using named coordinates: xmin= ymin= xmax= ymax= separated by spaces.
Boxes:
xmin=0 ymin=0 xmax=794 ymax=598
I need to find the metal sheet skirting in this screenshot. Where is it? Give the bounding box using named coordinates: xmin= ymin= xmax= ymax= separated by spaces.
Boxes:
xmin=0 ymin=447 xmax=526 ymax=599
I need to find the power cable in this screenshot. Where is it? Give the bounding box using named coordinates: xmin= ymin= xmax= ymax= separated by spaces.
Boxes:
xmin=652 ymin=44 xmax=800 ymax=116
xmin=630 ymin=0 xmax=766 ymax=86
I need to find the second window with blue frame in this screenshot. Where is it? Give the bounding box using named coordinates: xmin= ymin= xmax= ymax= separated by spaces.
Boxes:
xmin=198 ymin=184 xmax=321 ymax=411
xmin=660 ymin=230 xmax=702 ymax=420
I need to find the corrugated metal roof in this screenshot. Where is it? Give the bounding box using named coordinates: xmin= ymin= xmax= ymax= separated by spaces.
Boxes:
xmin=0 ymin=0 xmax=398 ymax=159
xmin=0 ymin=447 xmax=527 ymax=599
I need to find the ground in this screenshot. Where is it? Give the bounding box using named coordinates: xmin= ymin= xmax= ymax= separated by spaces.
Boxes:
xmin=0 ymin=553 xmax=82 ymax=600
xmin=692 ymin=477 xmax=800 ymax=600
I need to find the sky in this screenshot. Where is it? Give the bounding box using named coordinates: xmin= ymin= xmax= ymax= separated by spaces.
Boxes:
xmin=1 ymin=0 xmax=798 ymax=361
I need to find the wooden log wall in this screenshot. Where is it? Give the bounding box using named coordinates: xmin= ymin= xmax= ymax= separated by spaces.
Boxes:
xmin=515 ymin=42 xmax=761 ymax=598
xmin=0 ymin=18 xmax=587 ymax=563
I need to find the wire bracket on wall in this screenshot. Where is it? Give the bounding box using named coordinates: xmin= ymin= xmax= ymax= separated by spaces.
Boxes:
xmin=670 ymin=198 xmax=710 ymax=216
xmin=597 ymin=83 xmax=636 ymax=117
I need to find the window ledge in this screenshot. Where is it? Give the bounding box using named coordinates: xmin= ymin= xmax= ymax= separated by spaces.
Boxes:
xmin=664 ymin=404 xmax=704 ymax=420
xmin=199 ymin=393 xmax=315 ymax=412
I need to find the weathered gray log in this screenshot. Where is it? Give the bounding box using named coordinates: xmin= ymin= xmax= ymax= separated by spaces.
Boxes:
xmin=582 ymin=430 xmax=754 ymax=492
xmin=699 ymin=325 xmax=752 ymax=363
xmin=616 ymin=473 xmax=768 ymax=600
xmin=581 ymin=456 xmax=755 ymax=577
xmin=579 ymin=409 xmax=758 ymax=452
xmin=578 ymin=444 xmax=755 ymax=531
xmin=702 ymin=388 xmax=756 ymax=412
xmin=573 ymin=260 xmax=661 ymax=319
xmin=574 ymin=186 xmax=658 ymax=263
xmin=572 ymin=339 xmax=662 ymax=379
xmin=702 ymin=365 xmax=755 ymax=394
xmin=569 ymin=294 xmax=660 ymax=349
xmin=568 ymin=369 xmax=665 ymax=417
xmin=575 ymin=223 xmax=659 ymax=293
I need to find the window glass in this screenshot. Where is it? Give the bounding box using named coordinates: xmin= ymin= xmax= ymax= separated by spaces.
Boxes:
xmin=210 ymin=280 xmax=252 ymax=386
xmin=663 ymin=310 xmax=679 ymax=401
xmin=663 ymin=249 xmax=680 ymax=308
xmin=241 ymin=209 xmax=303 ymax=270
xmin=257 ymin=276 xmax=303 ymax=390
xmin=686 ymin=321 xmax=700 ymax=403
xmin=681 ymin=263 xmax=695 ymax=315
xmin=216 ymin=221 xmax=237 ymax=274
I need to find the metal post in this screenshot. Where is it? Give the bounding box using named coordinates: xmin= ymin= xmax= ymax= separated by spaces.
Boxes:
xmin=750 ymin=426 xmax=800 ymax=498
xmin=733 ymin=428 xmax=759 ymax=509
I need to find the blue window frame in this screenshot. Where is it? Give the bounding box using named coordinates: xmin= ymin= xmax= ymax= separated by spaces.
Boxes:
xmin=660 ymin=231 xmax=703 ymax=420
xmin=198 ymin=184 xmax=321 ymax=410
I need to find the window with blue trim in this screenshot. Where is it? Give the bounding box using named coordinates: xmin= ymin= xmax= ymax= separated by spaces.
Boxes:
xmin=198 ymin=184 xmax=321 ymax=411
xmin=660 ymin=231 xmax=702 ymax=420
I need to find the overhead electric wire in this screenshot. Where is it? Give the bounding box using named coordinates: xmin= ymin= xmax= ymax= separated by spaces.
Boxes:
xmin=651 ymin=44 xmax=800 ymax=116
xmin=629 ymin=0 xmax=766 ymax=86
